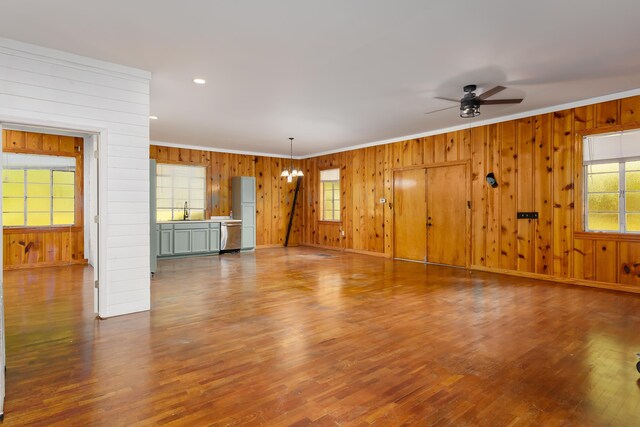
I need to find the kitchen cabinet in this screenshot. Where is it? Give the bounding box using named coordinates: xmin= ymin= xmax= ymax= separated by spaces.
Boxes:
xmin=157 ymin=222 xmax=221 ymax=258
xmin=155 ymin=226 xmax=160 ymax=256
xmin=240 ymin=204 xmax=255 ymax=249
xmin=232 ymin=176 xmax=256 ymax=250
xmin=191 ymin=228 xmax=209 ymax=253
xmin=173 ymin=229 xmax=192 ymax=254
xmin=210 ymin=227 xmax=220 ymax=252
xmin=159 ymin=224 xmax=173 ymax=256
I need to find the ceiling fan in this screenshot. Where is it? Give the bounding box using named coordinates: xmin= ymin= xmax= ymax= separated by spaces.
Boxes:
xmin=426 ymin=84 xmax=524 ymax=118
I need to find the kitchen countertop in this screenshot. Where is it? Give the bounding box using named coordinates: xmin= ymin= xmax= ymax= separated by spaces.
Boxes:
xmin=160 ymin=220 xmax=218 ymax=224
xmin=159 ymin=218 xmax=241 ymax=224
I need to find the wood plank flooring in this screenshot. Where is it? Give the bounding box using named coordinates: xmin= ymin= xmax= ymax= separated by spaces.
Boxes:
xmin=3 ymin=247 xmax=640 ymax=426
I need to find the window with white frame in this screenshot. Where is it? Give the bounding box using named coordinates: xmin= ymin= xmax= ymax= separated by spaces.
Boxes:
xmin=2 ymin=153 xmax=76 ymax=227
xmin=584 ymin=129 xmax=640 ymax=232
xmin=320 ymin=168 xmax=340 ymax=221
xmin=156 ymin=164 xmax=206 ymax=221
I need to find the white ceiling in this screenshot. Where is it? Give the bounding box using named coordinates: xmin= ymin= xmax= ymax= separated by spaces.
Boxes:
xmin=2 ymin=0 xmax=640 ymax=157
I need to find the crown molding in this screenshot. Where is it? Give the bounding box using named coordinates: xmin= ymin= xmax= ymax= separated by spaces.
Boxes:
xmin=150 ymin=140 xmax=297 ymax=159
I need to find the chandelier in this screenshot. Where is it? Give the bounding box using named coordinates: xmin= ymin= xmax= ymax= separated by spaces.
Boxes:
xmin=280 ymin=137 xmax=303 ymax=183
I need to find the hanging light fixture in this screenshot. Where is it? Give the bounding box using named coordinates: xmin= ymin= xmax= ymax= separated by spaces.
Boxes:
xmin=281 ymin=137 xmax=303 ymax=183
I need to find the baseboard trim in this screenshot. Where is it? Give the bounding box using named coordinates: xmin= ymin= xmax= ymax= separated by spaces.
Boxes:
xmin=345 ymin=248 xmax=390 ymax=258
xmin=300 ymin=243 xmax=390 ymax=258
xmin=3 ymin=259 xmax=88 ymax=270
xmin=255 ymin=244 xmax=299 ymax=249
xmin=470 ymin=265 xmax=640 ymax=295
xmin=300 ymin=243 xmax=345 ymax=252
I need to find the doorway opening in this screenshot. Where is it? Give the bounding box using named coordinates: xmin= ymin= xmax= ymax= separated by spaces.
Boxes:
xmin=1 ymin=124 xmax=101 ymax=312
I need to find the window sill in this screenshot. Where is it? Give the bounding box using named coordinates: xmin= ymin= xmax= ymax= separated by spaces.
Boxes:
xmin=3 ymin=226 xmax=82 ymax=234
xmin=574 ymin=231 xmax=640 ymax=242
xmin=318 ymin=220 xmax=342 ymax=225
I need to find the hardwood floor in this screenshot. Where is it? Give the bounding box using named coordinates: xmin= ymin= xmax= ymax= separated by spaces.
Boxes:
xmin=3 ymin=247 xmax=640 ymax=426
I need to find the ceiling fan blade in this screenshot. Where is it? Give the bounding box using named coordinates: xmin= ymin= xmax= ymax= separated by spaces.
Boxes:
xmin=479 ymin=98 xmax=524 ymax=105
xmin=478 ymin=86 xmax=506 ymax=100
xmin=424 ymin=105 xmax=458 ymax=115
xmin=434 ymin=96 xmax=460 ymax=103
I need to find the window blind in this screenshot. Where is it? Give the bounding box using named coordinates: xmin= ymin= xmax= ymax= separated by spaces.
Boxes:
xmin=584 ymin=130 xmax=640 ymax=163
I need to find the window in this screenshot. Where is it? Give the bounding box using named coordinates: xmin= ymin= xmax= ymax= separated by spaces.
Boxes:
xmin=320 ymin=168 xmax=340 ymax=221
xmin=2 ymin=153 xmax=76 ymax=227
xmin=156 ymin=163 xmax=206 ymax=221
xmin=584 ymin=129 xmax=640 ymax=232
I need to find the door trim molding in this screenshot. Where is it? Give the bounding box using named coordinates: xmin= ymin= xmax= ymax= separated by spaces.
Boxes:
xmin=392 ymin=161 xmax=471 ymax=267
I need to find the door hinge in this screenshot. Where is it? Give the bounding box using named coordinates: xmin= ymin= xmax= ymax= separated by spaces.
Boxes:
xmin=93 ymin=150 xmax=99 ymax=159
xmin=94 ymin=215 xmax=99 ymax=224
xmin=94 ymin=280 xmax=99 ymax=289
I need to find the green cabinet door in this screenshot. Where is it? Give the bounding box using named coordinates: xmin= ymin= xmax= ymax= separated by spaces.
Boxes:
xmin=173 ymin=229 xmax=191 ymax=254
xmin=241 ymin=177 xmax=256 ymax=203
xmin=191 ymin=228 xmax=209 ymax=253
xmin=241 ymin=203 xmax=255 ymax=249
xmin=156 ymin=227 xmax=160 ymax=257
xmin=159 ymin=229 xmax=173 ymax=256
xmin=210 ymin=228 xmax=220 ymax=252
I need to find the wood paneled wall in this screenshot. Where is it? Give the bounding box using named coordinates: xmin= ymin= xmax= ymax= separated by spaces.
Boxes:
xmin=149 ymin=146 xmax=302 ymax=246
xmin=299 ymin=95 xmax=640 ymax=293
xmin=2 ymin=130 xmax=85 ymax=269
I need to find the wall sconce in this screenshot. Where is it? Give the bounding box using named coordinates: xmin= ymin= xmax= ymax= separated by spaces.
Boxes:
xmin=486 ymin=172 xmax=498 ymax=188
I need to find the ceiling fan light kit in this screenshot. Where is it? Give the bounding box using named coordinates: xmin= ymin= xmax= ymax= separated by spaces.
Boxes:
xmin=429 ymin=84 xmax=524 ymax=118
xmin=460 ymin=84 xmax=481 ymax=118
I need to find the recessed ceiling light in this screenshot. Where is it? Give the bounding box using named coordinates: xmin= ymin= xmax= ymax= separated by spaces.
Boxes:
xmin=149 ymin=115 xmax=158 ymax=120
xmin=193 ymin=78 xmax=206 ymax=85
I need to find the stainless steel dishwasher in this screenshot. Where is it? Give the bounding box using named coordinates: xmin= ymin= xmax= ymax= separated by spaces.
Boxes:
xmin=220 ymin=219 xmax=242 ymax=251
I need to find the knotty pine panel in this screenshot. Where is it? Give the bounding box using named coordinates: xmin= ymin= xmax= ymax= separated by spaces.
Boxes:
xmin=516 ymin=118 xmax=535 ymax=273
xmin=470 ymin=127 xmax=486 ymax=266
xmin=594 ymin=240 xmax=617 ymax=283
xmin=595 ymin=100 xmax=619 ymax=127
xmin=573 ymin=238 xmax=595 ymax=281
xmin=499 ymin=121 xmax=517 ymax=270
xmin=552 ymin=109 xmax=574 ymax=278
xmin=620 ymin=96 xmax=640 ymax=125
xmin=485 ymin=124 xmax=501 ymax=268
xmin=572 ymin=106 xmax=594 ymax=233
xmin=533 ymin=114 xmax=553 ymax=275
xmin=618 ymin=241 xmax=640 ymax=286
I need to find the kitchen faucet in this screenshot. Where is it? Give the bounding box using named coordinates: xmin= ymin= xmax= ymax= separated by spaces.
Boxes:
xmin=183 ymin=201 xmax=189 ymax=220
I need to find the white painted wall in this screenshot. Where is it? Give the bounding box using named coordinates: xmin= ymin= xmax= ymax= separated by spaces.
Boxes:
xmin=0 ymin=37 xmax=151 ymax=318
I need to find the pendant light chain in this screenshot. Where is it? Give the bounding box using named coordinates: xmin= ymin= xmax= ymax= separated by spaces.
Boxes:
xmin=290 ymin=137 xmax=294 ymax=172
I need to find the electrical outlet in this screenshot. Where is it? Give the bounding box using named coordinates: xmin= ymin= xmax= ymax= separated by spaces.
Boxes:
xmin=517 ymin=212 xmax=539 ymax=219
xmin=379 ymin=198 xmax=386 ymax=204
